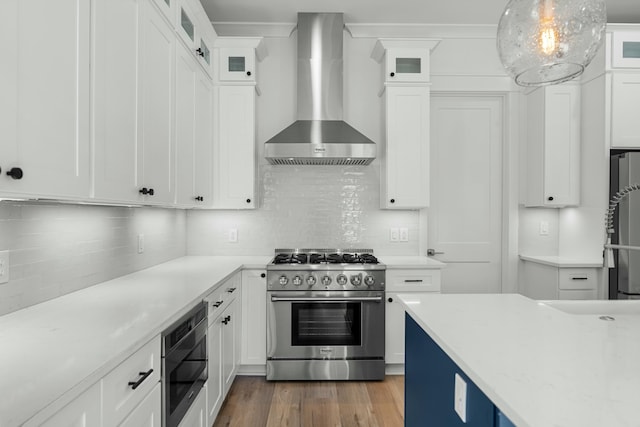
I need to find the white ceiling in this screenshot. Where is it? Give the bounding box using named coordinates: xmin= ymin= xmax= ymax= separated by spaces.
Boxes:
xmin=201 ymin=0 xmax=640 ymax=26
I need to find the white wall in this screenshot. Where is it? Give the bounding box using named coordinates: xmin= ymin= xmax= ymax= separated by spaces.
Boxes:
xmin=0 ymin=202 xmax=186 ymax=315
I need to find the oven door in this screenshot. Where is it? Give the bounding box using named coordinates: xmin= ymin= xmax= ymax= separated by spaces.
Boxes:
xmin=267 ymin=291 xmax=385 ymax=360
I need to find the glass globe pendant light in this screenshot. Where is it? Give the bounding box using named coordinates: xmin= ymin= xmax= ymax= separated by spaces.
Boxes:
xmin=496 ymin=0 xmax=607 ymax=86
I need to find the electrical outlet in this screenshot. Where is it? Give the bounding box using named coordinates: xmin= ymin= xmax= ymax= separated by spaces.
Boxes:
xmin=539 ymin=221 xmax=549 ymax=236
xmin=399 ymin=227 xmax=409 ymax=242
xmin=228 ymin=229 xmax=238 ymax=243
xmin=0 ymin=251 xmax=9 ymax=284
xmin=390 ymin=228 xmax=399 ymax=242
xmin=137 ymin=234 xmax=144 ymax=254
xmin=454 ymin=373 xmax=467 ymax=422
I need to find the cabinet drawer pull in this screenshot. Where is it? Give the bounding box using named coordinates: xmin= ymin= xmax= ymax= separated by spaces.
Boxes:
xmin=227 ymin=287 xmax=237 ymax=293
xmin=127 ymin=368 xmax=153 ymax=390
xmin=213 ymin=301 xmax=223 ymax=307
xmin=6 ymin=167 xmax=23 ymax=180
xmin=404 ymin=279 xmax=423 ymax=283
xmin=571 ymin=277 xmax=589 ymax=280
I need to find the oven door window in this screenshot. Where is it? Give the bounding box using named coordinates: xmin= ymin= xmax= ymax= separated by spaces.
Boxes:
xmin=291 ymin=302 xmax=362 ymax=346
xmin=167 ymin=337 xmax=207 ymax=416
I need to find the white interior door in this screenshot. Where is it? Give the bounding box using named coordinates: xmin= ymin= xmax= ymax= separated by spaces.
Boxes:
xmin=428 ymin=95 xmax=503 ymax=293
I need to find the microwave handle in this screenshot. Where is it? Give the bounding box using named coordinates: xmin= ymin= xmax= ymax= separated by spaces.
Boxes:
xmin=270 ymin=296 xmax=383 ymax=303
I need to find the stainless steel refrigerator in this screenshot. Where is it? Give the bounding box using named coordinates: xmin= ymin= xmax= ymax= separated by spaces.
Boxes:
xmin=609 ymin=151 xmax=640 ymax=299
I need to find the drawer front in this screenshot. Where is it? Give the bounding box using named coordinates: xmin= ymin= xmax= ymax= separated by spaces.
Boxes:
xmin=558 ymin=268 xmax=597 ymax=290
xmin=102 ymin=336 xmax=161 ymax=426
xmin=206 ymin=276 xmax=240 ymax=326
xmin=386 ymin=269 xmax=441 ymax=292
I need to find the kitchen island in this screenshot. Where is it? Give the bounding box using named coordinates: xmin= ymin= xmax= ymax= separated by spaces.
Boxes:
xmin=398 ymin=293 xmax=640 ymax=427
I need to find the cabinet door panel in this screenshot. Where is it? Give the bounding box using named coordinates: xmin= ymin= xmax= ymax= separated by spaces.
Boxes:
xmin=175 ymin=42 xmax=198 ymax=206
xmin=213 ymin=86 xmax=255 ymax=208
xmin=0 ymin=0 xmax=89 ymax=199
xmin=92 ymin=0 xmax=141 ymax=202
xmin=207 ymin=317 xmax=223 ymax=423
xmin=611 ymin=73 xmax=640 ymax=148
xmin=119 ymin=383 xmax=161 ymax=427
xmin=241 ymin=270 xmax=266 ymax=365
xmin=383 ymin=86 xmax=429 ymax=208
xmin=139 ymin=0 xmax=175 ymax=204
xmin=194 ymin=73 xmax=213 ymax=205
xmin=385 ymin=292 xmax=406 ymax=364
xmin=38 ymin=383 xmax=101 ymax=427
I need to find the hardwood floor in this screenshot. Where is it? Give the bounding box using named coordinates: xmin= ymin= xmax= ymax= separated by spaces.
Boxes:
xmin=213 ymin=375 xmax=404 ymax=427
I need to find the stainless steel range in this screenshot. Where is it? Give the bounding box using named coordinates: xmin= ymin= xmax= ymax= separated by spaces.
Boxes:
xmin=266 ymin=249 xmax=386 ymax=381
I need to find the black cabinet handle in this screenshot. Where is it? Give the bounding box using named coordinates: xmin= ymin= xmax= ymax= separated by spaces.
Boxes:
xmin=246 ymin=71 xmax=252 ymax=76
xmin=227 ymin=287 xmax=236 ymax=293
xmin=547 ymin=196 xmax=554 ymax=201
xmin=196 ymin=48 xmax=204 ymax=57
xmin=222 ymin=318 xmax=228 ymax=325
xmin=390 ymin=72 xmax=395 ymax=77
xmin=6 ymin=167 xmax=23 ymax=180
xmin=195 ymin=196 xmax=204 ymax=201
xmin=127 ymin=369 xmax=153 ymax=390
xmin=404 ymin=279 xmax=423 ymax=283
xmin=390 ymin=199 xmax=395 ymax=204
xmin=213 ymin=301 xmax=223 ymax=307
xmin=260 ymin=273 xmax=266 ymax=278
xmin=148 ymin=188 xmax=154 ymax=196
xmin=571 ymin=277 xmax=589 ymax=280
xmin=139 ymin=187 xmax=151 ymax=195
xmin=387 ymin=297 xmax=393 ymax=303
xmin=246 ymin=198 xmax=251 ymax=204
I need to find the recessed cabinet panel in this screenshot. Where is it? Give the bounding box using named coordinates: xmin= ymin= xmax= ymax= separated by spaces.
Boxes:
xmin=0 ymin=0 xmax=90 ymax=199
xmin=213 ymin=85 xmax=255 ymax=208
xmin=525 ymin=84 xmax=580 ymax=207
xmin=382 ymin=86 xmax=430 ymax=209
xmin=612 ymin=31 xmax=640 ymax=68
xmin=611 ymin=73 xmax=640 ymax=148
xmin=219 ymin=48 xmax=255 ymax=81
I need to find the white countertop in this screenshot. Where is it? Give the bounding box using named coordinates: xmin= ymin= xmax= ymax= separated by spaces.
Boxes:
xmin=378 ymin=256 xmax=446 ymax=269
xmin=519 ymin=254 xmax=604 ymax=268
xmin=0 ymin=256 xmax=270 ymax=427
xmin=398 ymin=293 xmax=640 ymax=427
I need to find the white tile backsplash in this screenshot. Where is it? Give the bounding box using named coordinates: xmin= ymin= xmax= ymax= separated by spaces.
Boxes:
xmin=187 ymin=164 xmax=421 ymax=256
xmin=0 ymin=201 xmax=186 ymax=315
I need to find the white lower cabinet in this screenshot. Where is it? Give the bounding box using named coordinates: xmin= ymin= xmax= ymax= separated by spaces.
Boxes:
xmin=520 ymin=261 xmax=600 ymax=300
xmin=385 ymin=269 xmax=442 ymax=366
xmin=119 ymin=383 xmax=161 ymax=427
xmin=240 ymin=269 xmax=267 ymax=367
xmin=36 ymin=382 xmax=101 ymax=427
xmin=177 ymin=384 xmax=207 ymax=427
xmin=205 ymin=273 xmax=242 ymax=424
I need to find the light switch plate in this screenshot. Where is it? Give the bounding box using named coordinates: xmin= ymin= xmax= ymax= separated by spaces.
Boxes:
xmin=390 ymin=228 xmax=399 ymax=242
xmin=399 ymin=227 xmax=409 ymax=242
xmin=0 ymin=251 xmax=9 ymax=284
xmin=228 ymin=229 xmax=238 ymax=243
xmin=454 ymin=373 xmax=467 ymax=423
xmin=539 ymin=221 xmax=549 ymax=236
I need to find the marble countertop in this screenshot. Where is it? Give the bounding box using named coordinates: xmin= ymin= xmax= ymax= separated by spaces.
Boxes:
xmin=519 ymin=254 xmax=604 ymax=268
xmin=378 ymin=255 xmax=446 ymax=269
xmin=0 ymin=256 xmax=270 ymax=427
xmin=398 ymin=293 xmax=640 ymax=427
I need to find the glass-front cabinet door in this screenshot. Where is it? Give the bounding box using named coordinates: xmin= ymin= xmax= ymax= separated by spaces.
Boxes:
xmin=177 ymin=2 xmax=197 ymax=49
xmin=218 ymin=47 xmax=256 ymax=82
xmin=612 ymin=31 xmax=640 ymax=68
xmin=385 ymin=48 xmax=429 ymax=82
xmin=151 ymin=0 xmax=173 ymax=21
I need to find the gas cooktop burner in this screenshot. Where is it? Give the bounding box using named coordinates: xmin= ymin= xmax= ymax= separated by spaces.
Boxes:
xmin=271 ymin=249 xmax=380 ymax=265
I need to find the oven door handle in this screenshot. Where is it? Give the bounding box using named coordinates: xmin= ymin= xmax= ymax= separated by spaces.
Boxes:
xmin=270 ymin=296 xmax=383 ymax=303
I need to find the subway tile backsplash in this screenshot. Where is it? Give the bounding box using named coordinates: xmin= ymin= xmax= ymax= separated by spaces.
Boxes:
xmin=187 ymin=164 xmax=421 ymax=256
xmin=0 ymin=201 xmax=186 ymax=315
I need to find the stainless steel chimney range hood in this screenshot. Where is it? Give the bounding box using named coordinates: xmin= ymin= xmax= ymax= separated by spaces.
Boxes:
xmin=264 ymin=13 xmax=376 ymax=166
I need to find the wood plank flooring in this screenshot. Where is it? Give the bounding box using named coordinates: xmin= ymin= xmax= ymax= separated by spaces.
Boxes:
xmin=213 ymin=375 xmax=404 ymax=427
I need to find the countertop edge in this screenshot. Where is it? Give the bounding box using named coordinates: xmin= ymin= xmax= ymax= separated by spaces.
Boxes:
xmin=519 ymin=254 xmax=604 ymax=268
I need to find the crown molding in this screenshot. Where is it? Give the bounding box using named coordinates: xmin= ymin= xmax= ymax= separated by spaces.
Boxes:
xmin=212 ymin=22 xmax=296 ymax=37
xmin=345 ymin=23 xmax=498 ymax=39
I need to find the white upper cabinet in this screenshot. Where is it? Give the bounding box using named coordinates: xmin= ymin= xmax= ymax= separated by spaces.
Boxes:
xmin=382 ymin=86 xmax=431 ymax=209
xmin=176 ymin=0 xmax=198 ymax=49
xmin=373 ymin=39 xmax=438 ymax=210
xmin=151 ymin=0 xmax=173 ymax=22
xmin=524 ymin=84 xmax=581 ymax=207
xmin=218 ymin=47 xmax=256 ymax=82
xmin=138 ymin=0 xmax=176 ymax=205
xmin=0 ymin=0 xmax=90 ymax=200
xmin=610 ymin=73 xmax=640 ymax=148
xmin=372 ymin=39 xmax=438 ymax=84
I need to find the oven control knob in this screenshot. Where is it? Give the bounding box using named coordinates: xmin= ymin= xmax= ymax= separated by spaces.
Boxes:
xmin=336 ymin=274 xmax=348 ymax=286
xmin=306 ymin=275 xmax=316 ymax=286
xmin=321 ymin=275 xmax=332 ymax=286
xmin=292 ymin=275 xmax=302 ymax=286
xmin=279 ymin=275 xmax=289 ymax=286
xmin=350 ymin=273 xmax=362 ymax=286
xmin=364 ymin=275 xmax=375 ymax=286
